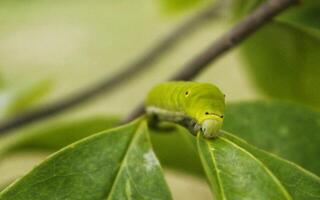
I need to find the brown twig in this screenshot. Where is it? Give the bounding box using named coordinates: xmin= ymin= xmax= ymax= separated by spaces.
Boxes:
xmin=0 ymin=3 xmax=222 ymax=134
xmin=122 ymin=0 xmax=298 ymax=123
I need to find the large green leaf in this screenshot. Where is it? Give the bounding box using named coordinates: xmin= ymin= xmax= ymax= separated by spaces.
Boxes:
xmin=223 ymin=101 xmax=320 ymax=175
xmin=197 ymin=133 xmax=320 ymax=200
xmin=0 ymin=117 xmax=116 ymax=191
xmin=224 ymin=133 xmax=320 ymax=200
xmin=0 ymin=116 xmax=118 ymax=157
xmin=0 ymin=119 xmax=172 ymax=200
xmin=0 ymin=80 xmax=52 ymax=119
xmin=233 ymin=0 xmax=320 ymax=108
xmin=240 ymin=21 xmax=320 ymax=108
xmin=0 ymin=115 xmax=204 ymax=177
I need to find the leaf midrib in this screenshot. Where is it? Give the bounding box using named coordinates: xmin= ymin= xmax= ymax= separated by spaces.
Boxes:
xmin=223 ymin=131 xmax=320 ymax=180
xmin=105 ymin=121 xmax=142 ymax=200
xmin=219 ymin=136 xmax=293 ymax=200
xmin=205 ymin=140 xmax=227 ymax=200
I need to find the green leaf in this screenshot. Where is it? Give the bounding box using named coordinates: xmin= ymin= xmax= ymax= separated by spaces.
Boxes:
xmin=240 ymin=21 xmax=320 ymax=108
xmin=0 ymin=119 xmax=172 ymax=200
xmin=0 ymin=116 xmax=118 ymax=157
xmin=277 ymin=0 xmax=320 ymax=33
xmin=0 ymin=79 xmax=52 ymax=119
xmin=224 ymin=133 xmax=320 ymax=200
xmin=223 ymin=101 xmax=320 ymax=175
xmin=197 ymin=133 xmax=320 ymax=200
xmin=232 ymin=1 xmax=320 ymax=108
xmin=0 ymin=115 xmax=204 ymax=177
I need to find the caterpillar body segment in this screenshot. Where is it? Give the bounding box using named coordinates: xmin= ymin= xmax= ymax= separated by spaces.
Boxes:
xmin=145 ymin=81 xmax=225 ymax=138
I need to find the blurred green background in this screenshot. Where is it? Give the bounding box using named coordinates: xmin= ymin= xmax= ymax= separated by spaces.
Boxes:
xmin=1 ymin=0 xmax=318 ymax=199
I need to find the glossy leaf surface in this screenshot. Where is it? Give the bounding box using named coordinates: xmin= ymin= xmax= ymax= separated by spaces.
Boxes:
xmin=223 ymin=101 xmax=320 ymax=175
xmin=0 ymin=119 xmax=172 ymax=200
xmin=197 ymin=133 xmax=320 ymax=200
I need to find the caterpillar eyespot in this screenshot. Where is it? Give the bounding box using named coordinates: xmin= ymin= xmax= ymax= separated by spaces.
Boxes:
xmin=185 ymin=90 xmax=190 ymax=97
xmin=145 ymin=81 xmax=225 ymax=138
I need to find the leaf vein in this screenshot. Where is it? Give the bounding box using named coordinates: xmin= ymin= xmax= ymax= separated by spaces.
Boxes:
xmin=205 ymin=140 xmax=227 ymax=200
xmin=219 ymin=137 xmax=292 ymax=200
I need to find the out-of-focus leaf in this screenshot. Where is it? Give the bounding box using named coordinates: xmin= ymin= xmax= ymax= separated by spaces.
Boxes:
xmin=0 ymin=116 xmax=118 ymax=157
xmin=231 ymin=0 xmax=320 ymax=107
xmin=240 ymin=21 xmax=320 ymax=108
xmin=159 ymin=0 xmax=210 ymax=14
xmin=223 ymin=101 xmax=320 ymax=175
xmin=0 ymin=80 xmax=52 ymax=119
xmin=197 ymin=132 xmax=320 ymax=200
xmin=0 ymin=119 xmax=172 ymax=200
xmin=277 ymin=0 xmax=320 ymax=33
xmin=150 ymin=125 xmax=204 ymax=176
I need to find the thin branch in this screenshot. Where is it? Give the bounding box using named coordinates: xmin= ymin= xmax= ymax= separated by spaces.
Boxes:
xmin=0 ymin=3 xmax=223 ymax=134
xmin=122 ymin=0 xmax=298 ymax=123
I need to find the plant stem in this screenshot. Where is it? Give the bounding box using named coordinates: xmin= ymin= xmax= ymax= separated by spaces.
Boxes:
xmin=122 ymin=0 xmax=298 ymax=123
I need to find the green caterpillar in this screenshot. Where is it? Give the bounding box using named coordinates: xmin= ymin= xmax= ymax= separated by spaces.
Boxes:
xmin=145 ymin=81 xmax=225 ymax=138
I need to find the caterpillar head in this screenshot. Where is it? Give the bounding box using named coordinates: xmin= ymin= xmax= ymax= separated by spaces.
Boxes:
xmin=185 ymin=89 xmax=225 ymax=138
xmin=201 ymin=114 xmax=223 ymax=138
xmin=187 ymin=99 xmax=224 ymax=138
